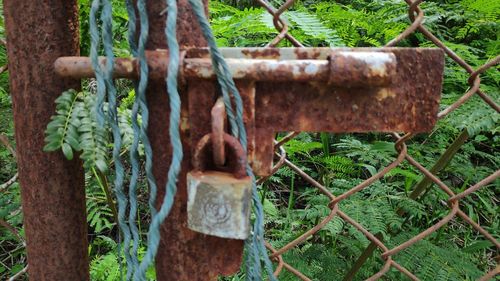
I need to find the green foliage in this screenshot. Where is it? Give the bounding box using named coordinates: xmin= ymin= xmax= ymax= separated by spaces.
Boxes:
xmin=89 ymin=236 xmax=156 ymax=281
xmin=312 ymin=1 xmax=408 ymax=47
xmin=44 ymin=90 xmax=110 ymax=172
xmin=0 ymin=0 xmax=498 ymax=280
xmin=79 ymin=0 xmax=131 ymax=57
xmin=443 ymin=95 xmax=500 ymax=137
xmin=384 ymin=231 xmax=485 ymax=281
xmin=263 ymin=174 xmax=492 ymax=280
xmin=43 ymin=88 xmax=137 ymax=173
xmin=210 ymin=2 xmax=276 ymax=47
xmin=210 ymin=1 xmax=343 ymax=47
xmin=90 ymin=251 xmax=122 ymax=281
xmin=79 ymin=93 xmax=110 ymax=172
xmin=44 ymin=90 xmax=82 ymax=160
xmin=87 ymin=188 xmax=114 ymax=233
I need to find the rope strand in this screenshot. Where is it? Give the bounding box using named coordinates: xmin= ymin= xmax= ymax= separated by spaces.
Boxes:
xmin=90 ymin=0 xmax=134 ymax=278
xmin=134 ymin=0 xmax=182 ymax=279
xmin=187 ymin=0 xmax=276 ymax=279
xmin=91 ymin=0 xmax=270 ymax=279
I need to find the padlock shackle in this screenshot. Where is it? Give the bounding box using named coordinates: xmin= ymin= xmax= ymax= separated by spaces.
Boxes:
xmin=192 ymin=133 xmax=248 ymax=179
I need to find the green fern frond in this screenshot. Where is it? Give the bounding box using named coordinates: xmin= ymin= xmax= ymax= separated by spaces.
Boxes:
xmin=442 ymin=95 xmax=499 ymax=137
xmin=79 ymin=93 xmax=109 ymax=172
xmin=286 ymin=10 xmax=343 ymax=47
xmin=461 ymin=0 xmax=500 ymax=19
xmin=86 ymin=189 xmax=114 ymax=233
xmin=90 ymin=251 xmax=121 ymax=281
xmin=118 ymin=107 xmax=134 ymax=151
xmin=318 ymin=155 xmax=357 ymax=177
xmin=387 ymin=231 xmax=485 ymax=280
xmin=43 ymin=89 xmax=83 ymax=160
xmin=322 ymin=216 xmax=344 ymax=236
xmin=283 ymin=139 xmax=323 ymax=158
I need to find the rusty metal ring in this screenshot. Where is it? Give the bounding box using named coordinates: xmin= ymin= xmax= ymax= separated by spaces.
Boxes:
xmin=192 ymin=133 xmax=247 ymax=179
xmin=211 ymin=97 xmax=226 ymax=167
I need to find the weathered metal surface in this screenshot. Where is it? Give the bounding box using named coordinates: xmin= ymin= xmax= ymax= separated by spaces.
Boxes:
xmin=192 ymin=133 xmax=248 ymax=179
xmin=55 ymin=50 xmax=397 ymax=87
xmin=253 ymin=48 xmax=443 ymax=133
xmin=187 ymin=171 xmax=252 ymax=239
xmin=239 ymin=81 xmax=257 ymax=173
xmin=211 ymin=98 xmax=227 ymax=167
xmin=185 ymin=52 xmax=396 ymax=86
xmin=4 ymin=1 xmax=89 ymax=280
xmin=252 ymin=48 xmax=443 ymax=175
xmin=188 ymin=48 xmax=443 ymax=175
xmin=146 ymin=1 xmax=244 ymax=280
xmin=185 ymin=79 xmax=246 ymax=277
xmin=54 ymin=46 xmax=442 ymax=178
xmin=54 ymin=50 xmax=170 ymax=79
xmin=188 ymin=80 xmax=260 ymax=175
xmin=55 ymin=56 xmax=138 ymax=79
xmin=188 ymin=133 xmax=251 ymax=239
xmin=328 ymin=52 xmax=396 ymax=87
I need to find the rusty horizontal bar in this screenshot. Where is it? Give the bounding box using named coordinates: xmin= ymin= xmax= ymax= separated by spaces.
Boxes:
xmin=54 ymin=50 xmax=169 ymax=80
xmin=54 ymin=49 xmax=396 ymax=87
xmin=183 ymin=58 xmax=331 ymax=81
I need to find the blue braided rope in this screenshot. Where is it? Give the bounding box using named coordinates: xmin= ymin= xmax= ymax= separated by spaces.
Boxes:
xmin=125 ymin=18 xmax=142 ymax=276
xmin=136 ymin=0 xmax=159 ymax=221
xmin=91 ymin=0 xmax=135 ymax=278
xmin=187 ymin=1 xmax=276 ymax=280
xmin=89 ymin=0 xmax=106 ymax=127
xmin=125 ymin=0 xmax=158 ymax=277
xmin=126 ymin=0 xmax=159 ymax=219
xmin=125 ymin=0 xmax=138 ymax=57
xmin=93 ymin=0 xmax=273 ymax=279
xmin=133 ymin=0 xmax=182 ymax=279
xmin=126 ymin=79 xmax=142 ymax=278
xmin=124 ymin=0 xmax=142 ymax=277
xmin=101 ymin=0 xmax=134 ymax=277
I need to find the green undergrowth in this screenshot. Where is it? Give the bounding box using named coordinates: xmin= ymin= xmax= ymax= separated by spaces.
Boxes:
xmin=0 ymin=0 xmax=498 ymax=280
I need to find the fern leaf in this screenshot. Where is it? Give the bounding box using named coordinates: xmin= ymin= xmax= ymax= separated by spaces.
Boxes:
xmin=43 ymin=89 xmax=82 ymax=159
xmin=286 ymin=10 xmax=343 ymax=47
xmin=79 ymin=93 xmax=109 ymax=172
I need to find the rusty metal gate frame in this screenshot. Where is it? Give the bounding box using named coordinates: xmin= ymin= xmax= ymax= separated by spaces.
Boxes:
xmin=3 ymin=0 xmax=499 ymax=280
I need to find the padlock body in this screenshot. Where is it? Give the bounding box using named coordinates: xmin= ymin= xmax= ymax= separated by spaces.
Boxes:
xmin=187 ymin=171 xmax=252 ymax=239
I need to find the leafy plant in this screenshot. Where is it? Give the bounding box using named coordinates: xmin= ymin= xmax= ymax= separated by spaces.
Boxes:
xmin=43 ymin=88 xmax=136 ymax=172
xmin=89 ymin=236 xmax=156 ymax=281
xmin=1 ymin=1 xmax=498 ymax=280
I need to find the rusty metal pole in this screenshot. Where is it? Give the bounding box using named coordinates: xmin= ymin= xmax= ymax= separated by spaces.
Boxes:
xmin=146 ymin=1 xmax=244 ymax=280
xmin=4 ymin=1 xmax=88 ymax=280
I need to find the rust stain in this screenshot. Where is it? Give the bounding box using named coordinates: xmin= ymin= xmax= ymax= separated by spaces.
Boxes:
xmin=148 ymin=1 xmax=244 ymax=280
xmin=54 ymin=47 xmax=443 ymax=178
xmin=4 ymin=0 xmax=89 ymax=280
xmin=376 ymin=89 xmax=396 ymax=101
xmin=241 ymin=48 xmax=281 ymax=59
xmin=122 ymin=60 xmax=134 ymax=73
xmin=254 ymin=48 xmax=444 ymax=176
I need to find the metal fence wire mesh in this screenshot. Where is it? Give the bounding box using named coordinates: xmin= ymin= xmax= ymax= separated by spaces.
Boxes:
xmin=250 ymin=0 xmax=500 ymax=280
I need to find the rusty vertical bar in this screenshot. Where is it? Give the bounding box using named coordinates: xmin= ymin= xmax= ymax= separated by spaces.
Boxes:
xmin=146 ymin=1 xmax=243 ymax=280
xmin=3 ymin=1 xmax=88 ymax=280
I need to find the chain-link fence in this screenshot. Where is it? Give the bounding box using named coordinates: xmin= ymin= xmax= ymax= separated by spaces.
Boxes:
xmin=1 ymin=0 xmax=498 ymax=280
xmin=252 ymin=0 xmax=499 ymax=280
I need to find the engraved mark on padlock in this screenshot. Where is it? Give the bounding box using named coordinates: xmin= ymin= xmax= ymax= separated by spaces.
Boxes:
xmin=203 ymin=191 xmax=231 ymax=225
xmin=187 ymin=133 xmax=252 ymax=240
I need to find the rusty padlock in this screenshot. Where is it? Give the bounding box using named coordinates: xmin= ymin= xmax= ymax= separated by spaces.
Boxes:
xmin=187 ymin=133 xmax=252 ymax=240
